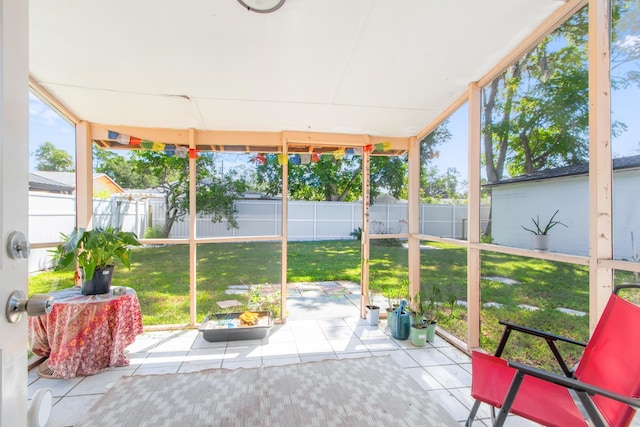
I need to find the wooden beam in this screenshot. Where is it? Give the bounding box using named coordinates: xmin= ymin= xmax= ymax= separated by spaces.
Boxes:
xmin=360 ymin=137 xmax=371 ymax=319
xmin=189 ymin=128 xmax=197 ymax=327
xmin=407 ymin=137 xmax=421 ymax=309
xmin=467 ymin=83 xmax=482 ymax=349
xmin=281 ymin=136 xmax=289 ymax=322
xmin=75 ymin=121 xmax=93 ymax=231
xmin=29 ymin=76 xmax=80 ymax=125
xmin=588 ymin=0 xmax=613 ymax=333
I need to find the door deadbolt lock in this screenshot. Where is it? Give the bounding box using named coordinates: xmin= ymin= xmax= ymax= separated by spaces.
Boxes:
xmin=7 ymin=231 xmax=30 ymax=259
xmin=5 ymin=291 xmax=54 ymax=323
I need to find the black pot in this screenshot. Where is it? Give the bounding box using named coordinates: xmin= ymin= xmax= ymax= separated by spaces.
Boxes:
xmin=81 ymin=265 xmax=115 ymax=295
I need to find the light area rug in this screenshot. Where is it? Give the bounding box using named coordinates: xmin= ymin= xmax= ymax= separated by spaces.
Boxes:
xmin=77 ymin=356 xmax=458 ymax=427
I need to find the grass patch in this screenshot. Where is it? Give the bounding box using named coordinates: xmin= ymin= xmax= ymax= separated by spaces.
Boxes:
xmin=29 ymin=240 xmax=628 ymax=371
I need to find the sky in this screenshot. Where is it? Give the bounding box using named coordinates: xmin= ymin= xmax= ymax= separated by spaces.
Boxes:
xmin=29 ymin=93 xmax=76 ymax=171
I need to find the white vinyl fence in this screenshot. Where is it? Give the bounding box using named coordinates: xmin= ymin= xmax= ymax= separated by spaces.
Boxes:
xmin=28 ymin=192 xmax=489 ymax=272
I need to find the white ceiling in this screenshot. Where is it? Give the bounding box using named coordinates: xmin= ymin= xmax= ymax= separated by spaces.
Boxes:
xmin=29 ymin=0 xmax=566 ymax=138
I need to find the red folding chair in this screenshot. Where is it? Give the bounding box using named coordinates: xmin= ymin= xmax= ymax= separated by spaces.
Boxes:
xmin=466 ymin=284 xmax=640 ymax=427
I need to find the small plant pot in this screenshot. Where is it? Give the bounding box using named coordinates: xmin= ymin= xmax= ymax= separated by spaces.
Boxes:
xmin=532 ymin=234 xmax=551 ymax=251
xmin=81 ymin=265 xmax=114 ymax=295
xmin=426 ymin=322 xmax=437 ymax=342
xmin=410 ymin=324 xmax=428 ymax=347
xmin=366 ymin=305 xmax=380 ymax=326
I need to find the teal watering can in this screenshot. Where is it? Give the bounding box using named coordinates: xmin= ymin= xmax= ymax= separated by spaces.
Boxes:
xmin=390 ymin=299 xmax=410 ymax=340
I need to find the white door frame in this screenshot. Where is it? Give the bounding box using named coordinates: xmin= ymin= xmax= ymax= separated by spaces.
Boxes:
xmin=1 ymin=0 xmax=30 ymax=425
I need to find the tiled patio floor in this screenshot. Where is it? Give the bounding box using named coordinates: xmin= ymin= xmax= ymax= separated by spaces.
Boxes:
xmin=27 ymin=281 xmax=632 ymax=426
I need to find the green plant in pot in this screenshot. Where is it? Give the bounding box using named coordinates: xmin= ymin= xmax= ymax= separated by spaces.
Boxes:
xmin=51 ymin=227 xmax=141 ymax=295
xmin=521 ymin=209 xmax=567 ymax=251
xmin=423 ymin=283 xmax=442 ymax=343
xmin=409 ymin=294 xmax=428 ymax=347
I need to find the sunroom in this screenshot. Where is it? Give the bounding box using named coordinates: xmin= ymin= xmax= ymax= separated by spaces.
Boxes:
xmin=4 ymin=0 xmax=640 ymax=425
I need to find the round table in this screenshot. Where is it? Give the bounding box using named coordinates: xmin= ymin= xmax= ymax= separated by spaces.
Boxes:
xmin=29 ymin=286 xmax=143 ymax=379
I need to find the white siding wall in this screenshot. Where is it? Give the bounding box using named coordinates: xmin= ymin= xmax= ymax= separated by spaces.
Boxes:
xmin=491 ymin=168 xmax=640 ymax=260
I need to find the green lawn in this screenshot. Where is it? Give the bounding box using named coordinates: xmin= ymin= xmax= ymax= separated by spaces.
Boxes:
xmin=30 ymin=240 xmax=635 ymax=371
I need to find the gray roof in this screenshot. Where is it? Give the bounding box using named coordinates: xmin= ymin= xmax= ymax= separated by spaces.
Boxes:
xmin=485 ymin=155 xmax=640 ymax=187
xmin=29 ymin=172 xmax=75 ymax=193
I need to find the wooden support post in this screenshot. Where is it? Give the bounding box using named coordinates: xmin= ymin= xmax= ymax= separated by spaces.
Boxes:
xmin=281 ymin=135 xmax=288 ymax=322
xmin=588 ymin=0 xmax=613 ymax=333
xmin=467 ymin=83 xmax=482 ymax=349
xmin=189 ymin=128 xmax=197 ymax=327
xmin=407 ymin=137 xmax=421 ymax=308
xmin=361 ymin=142 xmax=371 ymax=318
xmin=75 ymin=121 xmax=93 ymax=231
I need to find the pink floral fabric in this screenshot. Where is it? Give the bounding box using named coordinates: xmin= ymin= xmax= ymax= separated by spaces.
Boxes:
xmin=29 ymin=287 xmax=143 ymax=379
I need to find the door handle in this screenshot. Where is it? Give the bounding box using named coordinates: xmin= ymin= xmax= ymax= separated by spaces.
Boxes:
xmin=5 ymin=291 xmax=53 ymax=323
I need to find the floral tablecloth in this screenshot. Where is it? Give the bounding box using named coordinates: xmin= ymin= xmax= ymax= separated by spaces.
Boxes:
xmin=29 ymin=286 xmax=143 ymax=379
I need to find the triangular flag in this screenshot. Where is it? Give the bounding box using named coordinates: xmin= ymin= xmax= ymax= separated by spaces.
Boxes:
xmin=346 ymin=148 xmax=355 ymax=155
xmin=333 ymin=149 xmax=345 ymax=160
xmin=267 ymin=154 xmax=278 ymax=165
xmin=382 ymin=141 xmax=392 ymax=151
xmin=277 ymin=154 xmax=287 ymax=165
xmin=300 ymin=154 xmax=311 ymax=164
xmin=188 ymin=148 xmax=199 ymax=159
xmin=108 ymin=130 xmax=119 ymax=139
xmin=152 ymin=142 xmax=165 ymax=151
xmin=129 ymin=137 xmax=141 ymax=146
xmin=164 ymin=145 xmax=176 ymax=156
xmin=311 ymin=153 xmax=320 ymax=163
xmin=375 ymin=143 xmax=385 ymax=152
xmin=354 ymin=147 xmax=363 ymax=155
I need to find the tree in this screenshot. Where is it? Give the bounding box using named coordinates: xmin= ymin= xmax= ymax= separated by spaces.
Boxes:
xmin=130 ymin=150 xmax=247 ymax=237
xmin=251 ymin=128 xmax=448 ymax=202
xmin=93 ymin=146 xmax=157 ymax=189
xmin=34 ymin=141 xmax=74 ymax=172
xmin=482 ymin=2 xmax=637 ymax=183
xmin=421 ymin=167 xmax=462 ymax=202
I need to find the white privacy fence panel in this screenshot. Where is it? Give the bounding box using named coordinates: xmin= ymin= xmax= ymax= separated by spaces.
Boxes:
xmin=29 ymin=192 xmax=488 ymax=272
xmin=151 ymin=199 xmax=487 ymax=240
xmin=28 ymin=192 xmax=76 ymax=272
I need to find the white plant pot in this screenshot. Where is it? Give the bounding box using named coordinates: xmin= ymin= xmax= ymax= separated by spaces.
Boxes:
xmin=366 ymin=305 xmax=380 ymax=326
xmin=532 ymin=234 xmax=551 ymax=251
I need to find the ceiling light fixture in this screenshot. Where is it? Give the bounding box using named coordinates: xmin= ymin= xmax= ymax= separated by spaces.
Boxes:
xmin=237 ymin=0 xmax=286 ymax=13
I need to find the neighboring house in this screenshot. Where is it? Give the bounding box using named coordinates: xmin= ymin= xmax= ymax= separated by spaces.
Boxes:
xmin=30 ymin=171 xmax=125 ymax=197
xmin=29 ymin=173 xmax=74 ymax=194
xmin=486 ymin=155 xmax=640 ymax=260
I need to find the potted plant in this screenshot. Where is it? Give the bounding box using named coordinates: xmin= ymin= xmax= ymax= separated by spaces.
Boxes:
xmin=409 ymin=295 xmax=428 ymax=347
xmin=51 ymin=227 xmax=141 ymax=295
xmin=521 ymin=209 xmax=567 ymax=251
xmin=364 ymin=287 xmax=380 ymax=326
xmin=423 ymin=283 xmax=442 ymax=343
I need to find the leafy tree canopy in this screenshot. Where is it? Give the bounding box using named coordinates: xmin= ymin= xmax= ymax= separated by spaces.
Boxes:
xmin=34 ymin=141 xmax=74 ymax=172
xmin=129 ymin=150 xmax=247 ymax=237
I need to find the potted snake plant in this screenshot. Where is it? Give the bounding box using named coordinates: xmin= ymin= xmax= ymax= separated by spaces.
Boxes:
xmin=51 ymin=227 xmax=141 ymax=295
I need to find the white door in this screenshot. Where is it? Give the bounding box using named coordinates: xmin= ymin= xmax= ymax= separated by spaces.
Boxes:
xmin=1 ymin=0 xmax=30 ymax=426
